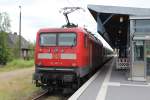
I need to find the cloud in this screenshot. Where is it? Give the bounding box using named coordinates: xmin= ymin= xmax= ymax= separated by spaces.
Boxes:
xmin=1 ymin=0 xmax=150 ymax=44
xmin=0 ymin=0 xmax=69 ymax=42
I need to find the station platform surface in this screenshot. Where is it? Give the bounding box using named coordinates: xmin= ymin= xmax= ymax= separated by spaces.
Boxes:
xmin=69 ymin=58 xmax=150 ymax=100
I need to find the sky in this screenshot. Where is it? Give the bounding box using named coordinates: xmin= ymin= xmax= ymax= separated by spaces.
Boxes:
xmin=0 ymin=0 xmax=150 ymax=49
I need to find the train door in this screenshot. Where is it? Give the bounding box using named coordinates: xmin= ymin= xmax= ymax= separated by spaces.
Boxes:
xmin=132 ymin=40 xmax=146 ymax=81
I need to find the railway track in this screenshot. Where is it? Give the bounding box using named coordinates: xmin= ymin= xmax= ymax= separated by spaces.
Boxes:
xmin=31 ymin=89 xmax=69 ymax=100
xmin=31 ymin=90 xmax=49 ymax=100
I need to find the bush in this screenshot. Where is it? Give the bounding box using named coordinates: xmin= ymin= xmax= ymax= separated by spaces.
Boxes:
xmin=0 ymin=31 xmax=9 ymax=64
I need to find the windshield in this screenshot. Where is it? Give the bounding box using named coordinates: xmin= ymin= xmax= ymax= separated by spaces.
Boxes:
xmin=58 ymin=33 xmax=76 ymax=46
xmin=40 ymin=33 xmax=76 ymax=46
xmin=40 ymin=34 xmax=56 ymax=46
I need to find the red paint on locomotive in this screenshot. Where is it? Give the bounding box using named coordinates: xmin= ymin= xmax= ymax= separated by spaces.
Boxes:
xmin=33 ymin=27 xmax=111 ymax=90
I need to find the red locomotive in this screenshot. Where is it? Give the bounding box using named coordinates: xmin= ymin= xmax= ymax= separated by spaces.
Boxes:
xmin=33 ymin=7 xmax=113 ymax=92
xmin=33 ymin=27 xmax=112 ymax=90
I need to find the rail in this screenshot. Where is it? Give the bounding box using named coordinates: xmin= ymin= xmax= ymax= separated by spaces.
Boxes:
xmin=31 ymin=90 xmax=49 ymax=100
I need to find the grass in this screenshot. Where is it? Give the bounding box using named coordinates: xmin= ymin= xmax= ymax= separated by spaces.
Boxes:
xmin=0 ymin=59 xmax=42 ymax=100
xmin=0 ymin=59 xmax=34 ymax=72
xmin=0 ymin=70 xmax=40 ymax=100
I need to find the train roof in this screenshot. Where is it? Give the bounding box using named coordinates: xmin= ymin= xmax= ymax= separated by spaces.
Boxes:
xmin=38 ymin=27 xmax=86 ymax=33
xmin=38 ymin=27 xmax=103 ymax=46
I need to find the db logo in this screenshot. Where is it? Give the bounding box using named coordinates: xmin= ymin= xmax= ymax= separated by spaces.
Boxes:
xmin=53 ymin=54 xmax=59 ymax=59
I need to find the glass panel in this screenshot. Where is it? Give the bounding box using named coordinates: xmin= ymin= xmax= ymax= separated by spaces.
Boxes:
xmin=134 ymin=41 xmax=144 ymax=61
xmin=135 ymin=20 xmax=150 ymax=33
xmin=147 ymin=58 xmax=150 ymax=75
xmin=40 ymin=33 xmax=56 ymax=46
xmin=146 ymin=41 xmax=150 ymax=75
xmin=146 ymin=41 xmax=150 ymax=58
xmin=58 ymin=33 xmax=76 ymax=46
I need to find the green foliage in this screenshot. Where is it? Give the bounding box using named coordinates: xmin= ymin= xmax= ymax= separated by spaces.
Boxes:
xmin=0 ymin=12 xmax=35 ymax=64
xmin=0 ymin=59 xmax=34 ymax=72
xmin=0 ymin=31 xmax=9 ymax=64
xmin=0 ymin=12 xmax=11 ymax=64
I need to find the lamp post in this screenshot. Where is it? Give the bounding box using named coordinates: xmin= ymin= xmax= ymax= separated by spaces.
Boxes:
xmin=19 ymin=5 xmax=21 ymax=58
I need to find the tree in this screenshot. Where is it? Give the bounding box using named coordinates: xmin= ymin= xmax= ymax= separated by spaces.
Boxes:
xmin=0 ymin=31 xmax=9 ymax=64
xmin=0 ymin=12 xmax=11 ymax=32
xmin=0 ymin=12 xmax=11 ymax=64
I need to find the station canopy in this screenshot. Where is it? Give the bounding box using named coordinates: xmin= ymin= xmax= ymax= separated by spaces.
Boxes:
xmin=87 ymin=5 xmax=150 ymax=48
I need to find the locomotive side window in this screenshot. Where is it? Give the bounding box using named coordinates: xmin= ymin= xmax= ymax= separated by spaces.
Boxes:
xmin=40 ymin=34 xmax=56 ymax=46
xmin=58 ymin=33 xmax=76 ymax=46
xmin=84 ymin=35 xmax=88 ymax=48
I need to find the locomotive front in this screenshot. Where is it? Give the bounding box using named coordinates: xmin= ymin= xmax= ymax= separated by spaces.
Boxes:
xmin=33 ymin=28 xmax=82 ymax=90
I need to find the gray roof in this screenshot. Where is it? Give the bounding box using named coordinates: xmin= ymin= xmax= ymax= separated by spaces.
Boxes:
xmin=87 ymin=5 xmax=150 ymax=48
xmin=8 ymin=33 xmax=29 ymax=49
xmin=88 ymin=5 xmax=150 ymax=16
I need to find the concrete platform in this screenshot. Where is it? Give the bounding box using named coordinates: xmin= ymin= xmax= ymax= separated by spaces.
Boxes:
xmin=69 ymin=58 xmax=150 ymax=100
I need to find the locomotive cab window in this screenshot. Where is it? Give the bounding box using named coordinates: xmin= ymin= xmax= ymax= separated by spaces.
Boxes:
xmin=58 ymin=33 xmax=76 ymax=46
xmin=40 ymin=33 xmax=56 ymax=46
